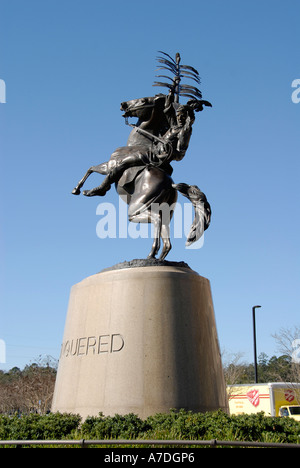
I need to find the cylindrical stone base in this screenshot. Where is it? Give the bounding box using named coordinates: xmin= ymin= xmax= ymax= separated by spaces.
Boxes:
xmin=52 ymin=263 xmax=228 ymax=419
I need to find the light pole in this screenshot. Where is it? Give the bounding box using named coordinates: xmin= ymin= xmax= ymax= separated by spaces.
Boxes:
xmin=252 ymin=305 xmax=261 ymax=383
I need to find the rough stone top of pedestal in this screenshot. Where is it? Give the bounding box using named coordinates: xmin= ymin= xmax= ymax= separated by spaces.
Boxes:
xmin=100 ymin=258 xmax=192 ymax=273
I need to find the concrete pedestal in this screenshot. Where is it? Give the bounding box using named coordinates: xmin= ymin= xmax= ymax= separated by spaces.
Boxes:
xmin=52 ymin=261 xmax=228 ymax=419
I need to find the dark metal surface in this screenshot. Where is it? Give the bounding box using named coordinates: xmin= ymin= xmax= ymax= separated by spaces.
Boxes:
xmin=1 ymin=438 xmax=299 ymax=448
xmin=72 ymin=52 xmax=212 ymax=260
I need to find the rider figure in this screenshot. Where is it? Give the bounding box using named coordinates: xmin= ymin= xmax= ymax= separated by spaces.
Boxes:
xmin=83 ymin=90 xmax=196 ymax=197
xmin=157 ymin=90 xmax=195 ymax=162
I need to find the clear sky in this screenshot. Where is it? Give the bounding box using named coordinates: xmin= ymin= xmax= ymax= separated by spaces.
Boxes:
xmin=0 ymin=0 xmax=299 ymax=371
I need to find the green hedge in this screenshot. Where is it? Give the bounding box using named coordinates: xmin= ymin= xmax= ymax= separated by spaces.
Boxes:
xmin=81 ymin=410 xmax=300 ymax=444
xmin=0 ymin=410 xmax=299 ymax=445
xmin=0 ymin=413 xmax=81 ymax=441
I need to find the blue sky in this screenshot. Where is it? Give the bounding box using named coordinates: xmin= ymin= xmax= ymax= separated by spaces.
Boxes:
xmin=0 ymin=0 xmax=299 ymax=371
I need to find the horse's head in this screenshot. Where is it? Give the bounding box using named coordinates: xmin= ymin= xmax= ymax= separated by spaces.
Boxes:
xmin=120 ymin=94 xmax=166 ymax=121
xmin=120 ymin=96 xmax=155 ymax=121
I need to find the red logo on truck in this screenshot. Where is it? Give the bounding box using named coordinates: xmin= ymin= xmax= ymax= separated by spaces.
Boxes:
xmin=247 ymin=389 xmax=260 ymax=407
xmin=284 ymin=389 xmax=295 ymax=402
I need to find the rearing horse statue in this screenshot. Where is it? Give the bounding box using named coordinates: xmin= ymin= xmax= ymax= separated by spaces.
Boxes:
xmin=72 ymin=93 xmax=211 ymax=260
xmin=71 ymin=52 xmax=212 ymax=260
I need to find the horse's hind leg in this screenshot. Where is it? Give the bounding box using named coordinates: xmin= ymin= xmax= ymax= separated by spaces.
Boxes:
xmin=159 ymin=223 xmax=171 ymax=260
xmin=147 ymin=212 xmax=162 ymax=259
xmin=128 ymin=209 xmax=162 ymax=259
xmin=72 ymin=163 xmax=108 ymax=195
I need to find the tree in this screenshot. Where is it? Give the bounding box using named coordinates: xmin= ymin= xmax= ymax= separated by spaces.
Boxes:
xmin=272 ymin=326 xmax=300 ymax=383
xmin=223 ymin=352 xmax=298 ymax=386
xmin=0 ymin=356 xmax=57 ymax=415
xmin=222 ymin=351 xmax=255 ymax=387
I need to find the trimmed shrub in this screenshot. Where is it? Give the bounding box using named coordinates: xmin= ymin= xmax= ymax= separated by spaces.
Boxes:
xmin=0 ymin=409 xmax=299 ymax=445
xmin=0 ymin=412 xmax=81 ymax=440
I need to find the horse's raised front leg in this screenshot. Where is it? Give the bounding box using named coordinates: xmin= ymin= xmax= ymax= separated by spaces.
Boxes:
xmin=82 ymin=173 xmax=111 ymax=197
xmin=71 ymin=163 xmax=108 ymax=195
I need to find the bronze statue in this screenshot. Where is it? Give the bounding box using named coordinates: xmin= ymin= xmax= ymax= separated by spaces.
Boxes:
xmin=72 ymin=52 xmax=212 ymax=260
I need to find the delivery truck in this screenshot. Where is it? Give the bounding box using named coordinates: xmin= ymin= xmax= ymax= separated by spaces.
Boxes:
xmin=227 ymin=382 xmax=300 ymax=421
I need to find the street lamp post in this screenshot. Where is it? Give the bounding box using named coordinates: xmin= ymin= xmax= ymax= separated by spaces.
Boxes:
xmin=252 ymin=305 xmax=261 ymax=383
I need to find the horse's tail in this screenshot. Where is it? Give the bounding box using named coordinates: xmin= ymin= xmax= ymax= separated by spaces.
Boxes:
xmin=172 ymin=183 xmax=211 ymax=246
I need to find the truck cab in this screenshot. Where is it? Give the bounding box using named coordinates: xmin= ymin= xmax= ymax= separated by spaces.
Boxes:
xmin=279 ymin=405 xmax=300 ymax=421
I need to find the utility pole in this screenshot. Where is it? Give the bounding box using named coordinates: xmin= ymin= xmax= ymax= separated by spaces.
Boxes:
xmin=252 ymin=305 xmax=261 ymax=383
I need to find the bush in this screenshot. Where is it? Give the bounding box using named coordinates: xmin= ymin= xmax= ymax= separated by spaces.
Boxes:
xmin=0 ymin=413 xmax=81 ymax=440
xmin=81 ymin=409 xmax=300 ymax=444
xmin=81 ymin=412 xmax=149 ymax=439
xmin=0 ymin=410 xmax=299 ymax=445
